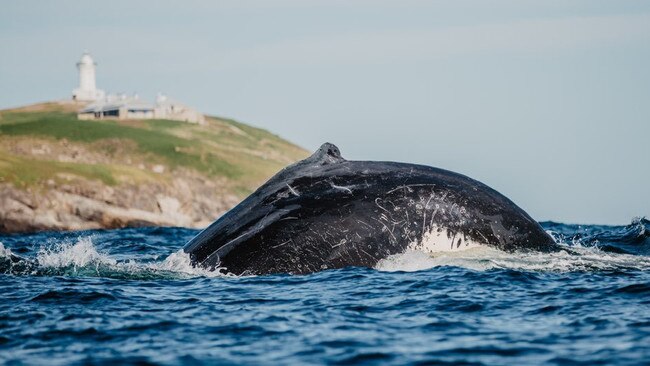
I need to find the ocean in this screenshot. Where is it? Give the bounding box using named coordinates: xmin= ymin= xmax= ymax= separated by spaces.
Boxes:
xmin=0 ymin=219 xmax=649 ymax=365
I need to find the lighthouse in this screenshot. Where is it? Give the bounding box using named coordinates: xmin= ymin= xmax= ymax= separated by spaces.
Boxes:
xmin=72 ymin=52 xmax=105 ymax=102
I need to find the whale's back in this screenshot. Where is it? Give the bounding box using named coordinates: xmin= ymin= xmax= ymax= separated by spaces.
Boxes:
xmin=183 ymin=143 xmax=557 ymax=274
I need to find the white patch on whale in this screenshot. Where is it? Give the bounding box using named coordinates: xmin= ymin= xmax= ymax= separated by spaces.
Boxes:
xmin=409 ymin=225 xmax=486 ymax=254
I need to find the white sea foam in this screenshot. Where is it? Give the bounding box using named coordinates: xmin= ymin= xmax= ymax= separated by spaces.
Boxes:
xmin=376 ymin=244 xmax=650 ymax=273
xmin=377 ymin=247 xmax=497 ymax=272
xmin=153 ymin=250 xmax=231 ymax=278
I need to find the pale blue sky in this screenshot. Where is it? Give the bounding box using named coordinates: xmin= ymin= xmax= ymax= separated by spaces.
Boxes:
xmin=1 ymin=0 xmax=649 ymax=224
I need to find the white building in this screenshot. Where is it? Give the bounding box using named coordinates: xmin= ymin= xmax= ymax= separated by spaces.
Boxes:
xmin=73 ymin=52 xmax=205 ymax=124
xmin=78 ymin=94 xmax=155 ymax=120
xmin=154 ymin=93 xmax=205 ymax=124
xmin=72 ymin=52 xmax=105 ymax=102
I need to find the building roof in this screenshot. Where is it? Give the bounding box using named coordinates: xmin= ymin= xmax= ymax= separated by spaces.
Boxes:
xmin=79 ymin=94 xmax=154 ymax=113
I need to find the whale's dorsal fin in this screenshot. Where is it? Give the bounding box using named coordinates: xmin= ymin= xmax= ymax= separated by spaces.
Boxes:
xmin=306 ymin=142 xmax=345 ymax=166
xmin=265 ymin=142 xmax=345 ymax=184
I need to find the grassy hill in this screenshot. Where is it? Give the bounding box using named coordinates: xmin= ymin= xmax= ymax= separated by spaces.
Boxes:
xmin=0 ymin=101 xmax=309 ymax=232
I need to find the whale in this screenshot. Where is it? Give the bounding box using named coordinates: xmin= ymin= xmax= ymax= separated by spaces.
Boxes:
xmin=183 ymin=143 xmax=559 ymax=275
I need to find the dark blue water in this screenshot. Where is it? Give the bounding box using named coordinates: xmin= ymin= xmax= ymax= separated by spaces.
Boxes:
xmin=1 ymin=219 xmax=649 ymax=365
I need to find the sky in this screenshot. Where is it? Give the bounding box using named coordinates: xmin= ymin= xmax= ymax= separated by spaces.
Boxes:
xmin=1 ymin=0 xmax=649 ymax=225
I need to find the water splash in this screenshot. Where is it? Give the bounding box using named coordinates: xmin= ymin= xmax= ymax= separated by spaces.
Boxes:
xmin=0 ymin=242 xmax=11 ymax=258
xmin=12 ymin=238 xmax=650 ymax=278
xmin=154 ymin=250 xmax=231 ymax=278
xmin=1 ymin=236 xmax=228 ymax=279
xmin=37 ymin=237 xmax=116 ymax=271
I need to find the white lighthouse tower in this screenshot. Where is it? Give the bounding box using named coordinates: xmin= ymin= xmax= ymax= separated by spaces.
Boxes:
xmin=72 ymin=52 xmax=104 ymax=102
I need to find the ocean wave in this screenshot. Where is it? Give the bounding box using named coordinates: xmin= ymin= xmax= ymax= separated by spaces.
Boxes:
xmin=544 ymin=217 xmax=650 ymax=255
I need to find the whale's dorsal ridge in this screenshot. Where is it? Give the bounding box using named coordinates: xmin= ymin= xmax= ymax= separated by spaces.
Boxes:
xmin=308 ymin=142 xmax=345 ymax=166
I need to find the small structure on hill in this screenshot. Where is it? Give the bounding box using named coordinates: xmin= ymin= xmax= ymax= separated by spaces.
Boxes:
xmin=72 ymin=52 xmax=205 ymax=124
xmin=154 ymin=94 xmax=205 ymax=124
xmin=77 ymin=93 xmax=205 ymax=124
xmin=78 ymin=94 xmax=155 ymax=120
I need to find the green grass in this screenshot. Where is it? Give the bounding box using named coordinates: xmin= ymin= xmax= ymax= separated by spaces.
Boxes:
xmin=144 ymin=119 xmax=186 ymax=130
xmin=0 ymin=104 xmax=309 ymax=191
xmin=0 ymin=111 xmax=242 ymax=179
xmin=0 ymin=152 xmax=117 ymax=187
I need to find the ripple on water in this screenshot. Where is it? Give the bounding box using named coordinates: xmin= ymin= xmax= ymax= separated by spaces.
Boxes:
xmin=613 ymin=283 xmax=650 ymax=294
xmin=29 ymin=289 xmax=118 ymax=304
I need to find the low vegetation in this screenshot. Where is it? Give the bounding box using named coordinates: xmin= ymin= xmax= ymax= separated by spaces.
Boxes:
xmin=0 ymin=151 xmax=117 ymax=187
xmin=0 ymin=102 xmax=308 ymax=195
